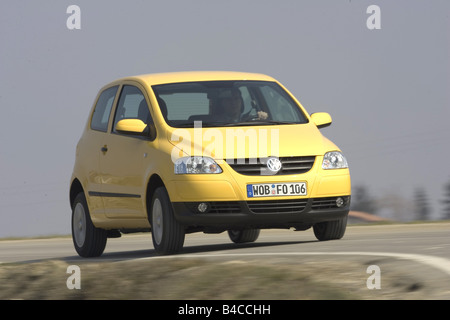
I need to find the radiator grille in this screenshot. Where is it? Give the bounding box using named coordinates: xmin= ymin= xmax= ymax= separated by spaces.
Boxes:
xmin=247 ymin=199 xmax=308 ymax=214
xmin=228 ymin=156 xmax=315 ymax=176
xmin=209 ymin=202 xmax=241 ymax=214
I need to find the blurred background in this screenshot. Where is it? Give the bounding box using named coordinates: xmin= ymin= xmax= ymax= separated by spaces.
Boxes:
xmin=1 ymin=0 xmax=449 ymax=238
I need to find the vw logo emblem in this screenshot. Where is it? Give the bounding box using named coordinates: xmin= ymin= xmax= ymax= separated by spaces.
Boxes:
xmin=266 ymin=157 xmax=282 ymax=173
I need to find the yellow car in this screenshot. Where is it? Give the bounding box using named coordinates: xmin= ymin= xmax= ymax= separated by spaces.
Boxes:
xmin=70 ymin=71 xmax=351 ymax=257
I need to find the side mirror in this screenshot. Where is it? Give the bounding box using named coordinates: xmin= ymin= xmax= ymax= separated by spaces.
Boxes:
xmin=310 ymin=112 xmax=332 ymax=129
xmin=116 ymin=119 xmax=148 ymax=135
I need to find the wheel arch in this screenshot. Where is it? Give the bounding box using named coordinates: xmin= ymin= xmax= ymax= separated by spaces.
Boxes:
xmin=145 ymin=174 xmax=166 ymax=219
xmin=70 ymin=178 xmax=84 ymax=209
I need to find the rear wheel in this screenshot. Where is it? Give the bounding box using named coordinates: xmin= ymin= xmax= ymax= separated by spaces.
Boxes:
xmin=228 ymin=229 xmax=260 ymax=244
xmin=150 ymin=187 xmax=185 ymax=254
xmin=313 ymin=215 xmax=348 ymax=241
xmin=72 ymin=192 xmax=107 ymax=257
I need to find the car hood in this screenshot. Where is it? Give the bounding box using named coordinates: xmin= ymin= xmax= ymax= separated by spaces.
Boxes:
xmin=167 ymin=123 xmax=338 ymax=160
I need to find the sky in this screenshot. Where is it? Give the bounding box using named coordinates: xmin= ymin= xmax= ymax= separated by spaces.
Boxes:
xmin=1 ymin=0 xmax=449 ymax=238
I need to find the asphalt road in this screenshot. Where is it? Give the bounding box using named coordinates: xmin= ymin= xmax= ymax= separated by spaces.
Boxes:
xmin=1 ymin=222 xmax=449 ymax=269
xmin=1 ymin=222 xmax=450 ymax=299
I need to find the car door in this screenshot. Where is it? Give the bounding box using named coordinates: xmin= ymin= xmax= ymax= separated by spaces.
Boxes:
xmin=99 ymin=83 xmax=153 ymax=219
xmin=83 ymin=85 xmax=119 ymax=218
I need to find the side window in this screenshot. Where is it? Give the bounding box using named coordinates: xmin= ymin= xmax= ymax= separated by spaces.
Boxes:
xmin=113 ymin=85 xmax=152 ymax=133
xmin=90 ymin=86 xmax=118 ymax=132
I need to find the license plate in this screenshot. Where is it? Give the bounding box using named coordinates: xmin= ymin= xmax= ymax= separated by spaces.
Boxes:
xmin=247 ymin=182 xmax=307 ymax=198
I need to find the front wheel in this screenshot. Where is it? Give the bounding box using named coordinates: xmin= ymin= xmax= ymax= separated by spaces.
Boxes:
xmin=71 ymin=192 xmax=107 ymax=257
xmin=228 ymin=229 xmax=260 ymax=244
xmin=313 ymin=215 xmax=348 ymax=241
xmin=150 ymin=187 xmax=185 ymax=255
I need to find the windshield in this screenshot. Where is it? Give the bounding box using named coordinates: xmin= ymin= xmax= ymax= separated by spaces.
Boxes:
xmin=152 ymin=81 xmax=308 ymax=128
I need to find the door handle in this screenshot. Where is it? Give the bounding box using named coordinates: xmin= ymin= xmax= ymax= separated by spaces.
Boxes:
xmin=101 ymin=145 xmax=108 ymax=153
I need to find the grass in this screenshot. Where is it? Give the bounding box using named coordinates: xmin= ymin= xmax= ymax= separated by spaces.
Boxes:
xmin=0 ymin=258 xmax=359 ymax=300
xmin=2 ymin=255 xmax=444 ymax=300
xmin=2 ymin=221 xmax=449 ymax=299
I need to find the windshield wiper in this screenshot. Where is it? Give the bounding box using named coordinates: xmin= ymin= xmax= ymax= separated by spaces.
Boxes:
xmin=200 ymin=121 xmax=230 ymax=127
xmin=173 ymin=123 xmax=195 ymax=128
xmin=173 ymin=121 xmax=228 ymax=128
xmin=174 ymin=120 xmax=298 ymax=128
xmin=222 ymin=120 xmax=298 ymax=126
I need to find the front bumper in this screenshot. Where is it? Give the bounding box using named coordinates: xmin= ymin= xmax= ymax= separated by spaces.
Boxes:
xmin=172 ymin=196 xmax=350 ymax=231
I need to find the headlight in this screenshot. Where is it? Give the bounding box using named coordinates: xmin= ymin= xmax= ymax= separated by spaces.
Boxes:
xmin=322 ymin=151 xmax=348 ymax=169
xmin=174 ymin=156 xmax=222 ymax=174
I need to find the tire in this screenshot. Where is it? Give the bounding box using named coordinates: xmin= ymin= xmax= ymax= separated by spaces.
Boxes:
xmin=150 ymin=187 xmax=185 ymax=254
xmin=228 ymin=229 xmax=260 ymax=244
xmin=71 ymin=192 xmax=107 ymax=257
xmin=313 ymin=215 xmax=348 ymax=241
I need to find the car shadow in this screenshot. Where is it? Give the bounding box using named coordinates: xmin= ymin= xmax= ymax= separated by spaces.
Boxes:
xmin=62 ymin=239 xmax=317 ymax=263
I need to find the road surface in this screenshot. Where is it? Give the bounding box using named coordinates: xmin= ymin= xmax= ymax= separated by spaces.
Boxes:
xmin=1 ymin=223 xmax=449 ymax=299
xmin=1 ymin=223 xmax=449 ymax=264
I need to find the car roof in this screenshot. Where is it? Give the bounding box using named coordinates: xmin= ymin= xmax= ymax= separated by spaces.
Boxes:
xmin=116 ymin=71 xmax=277 ymax=86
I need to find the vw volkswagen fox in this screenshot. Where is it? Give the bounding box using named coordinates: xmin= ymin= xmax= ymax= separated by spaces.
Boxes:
xmin=70 ymin=71 xmax=351 ymax=257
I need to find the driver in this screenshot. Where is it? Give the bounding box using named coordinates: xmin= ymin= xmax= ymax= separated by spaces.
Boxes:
xmin=215 ymin=88 xmax=269 ymax=122
xmin=217 ymin=88 xmax=243 ymax=123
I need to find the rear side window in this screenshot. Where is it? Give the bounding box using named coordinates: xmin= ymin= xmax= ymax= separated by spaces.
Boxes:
xmin=90 ymin=86 xmax=118 ymax=132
